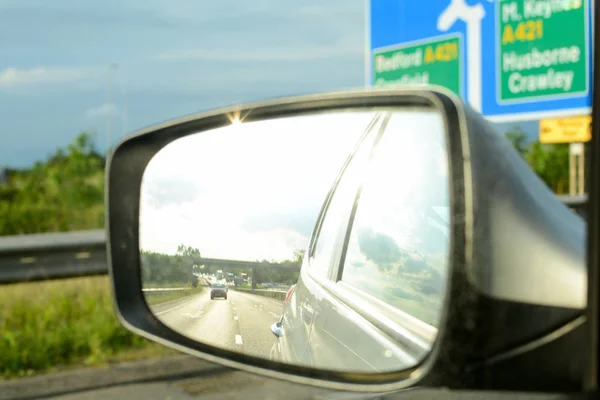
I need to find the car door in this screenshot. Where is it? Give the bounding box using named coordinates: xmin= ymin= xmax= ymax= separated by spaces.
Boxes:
xmin=274 ymin=114 xmax=381 ymax=365
xmin=272 ymin=112 xmax=385 ymax=367
xmin=297 ymin=112 xmax=388 ymax=370
xmin=306 ymin=110 xmax=451 ymax=373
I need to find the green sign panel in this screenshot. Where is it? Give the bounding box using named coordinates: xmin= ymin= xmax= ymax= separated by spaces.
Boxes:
xmin=372 ymin=34 xmax=463 ymax=97
xmin=497 ymin=0 xmax=589 ymax=103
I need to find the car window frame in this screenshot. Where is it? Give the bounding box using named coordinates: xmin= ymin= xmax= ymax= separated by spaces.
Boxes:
xmin=303 ymin=107 xmax=442 ymax=346
xmin=335 ymin=112 xmax=390 ymax=282
xmin=334 ymin=110 xmax=450 ymax=329
xmin=306 ymin=112 xmax=384 ymax=283
xmin=317 ymin=109 xmax=442 ymax=343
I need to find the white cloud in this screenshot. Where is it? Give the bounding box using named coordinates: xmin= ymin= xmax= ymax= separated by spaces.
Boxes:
xmin=0 ymin=66 xmax=100 ymax=87
xmin=84 ymin=103 xmax=117 ymax=119
xmin=137 ymin=108 xmax=449 ymax=262
xmin=1 ymin=0 xmax=367 ymax=168
xmin=138 ymin=111 xmax=380 ymax=260
xmin=154 ymin=42 xmax=362 ymax=62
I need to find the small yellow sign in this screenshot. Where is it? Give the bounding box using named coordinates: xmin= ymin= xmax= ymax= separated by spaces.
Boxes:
xmin=539 ymin=116 xmax=592 ymax=144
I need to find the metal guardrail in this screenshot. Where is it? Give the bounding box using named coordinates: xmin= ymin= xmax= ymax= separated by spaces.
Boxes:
xmin=0 ymin=229 xmax=107 ymax=284
xmin=557 ymin=194 xmax=588 ymax=207
xmin=142 ymin=287 xmax=190 ymax=293
xmin=557 ymin=194 xmax=588 ymax=218
xmin=0 ymin=195 xmax=588 ymax=284
xmin=231 ymin=287 xmax=287 ymax=301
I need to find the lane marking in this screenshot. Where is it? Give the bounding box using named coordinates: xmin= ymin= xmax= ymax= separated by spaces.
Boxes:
xmin=268 ymin=312 xmax=280 ymax=318
xmin=234 ymin=316 xmax=238 ymax=320
xmin=153 ymin=295 xmax=208 ymax=316
xmin=234 ymin=291 xmax=284 ymax=307
xmin=183 ymin=310 xmax=204 ymax=319
xmin=265 ymin=300 xmax=285 ymax=307
xmin=235 ymin=335 xmax=243 ymax=345
xmin=148 ymin=296 xmax=189 ymax=310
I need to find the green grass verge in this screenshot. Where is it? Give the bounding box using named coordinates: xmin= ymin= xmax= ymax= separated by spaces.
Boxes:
xmin=143 ymin=287 xmax=204 ymax=306
xmin=0 ymin=276 xmax=179 ymax=380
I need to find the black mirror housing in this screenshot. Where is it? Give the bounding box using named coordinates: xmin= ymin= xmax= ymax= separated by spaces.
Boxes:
xmin=106 ymin=87 xmax=586 ymax=393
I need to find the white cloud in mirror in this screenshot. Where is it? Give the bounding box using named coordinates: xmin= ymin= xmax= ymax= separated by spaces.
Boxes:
xmin=140 ymin=111 xmax=379 ymax=260
xmin=139 ymin=108 xmax=446 ymax=263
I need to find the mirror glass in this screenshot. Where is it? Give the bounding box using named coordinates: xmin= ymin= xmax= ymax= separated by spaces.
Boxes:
xmin=139 ymin=107 xmax=451 ymax=374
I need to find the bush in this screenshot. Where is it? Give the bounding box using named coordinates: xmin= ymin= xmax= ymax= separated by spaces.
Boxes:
xmin=0 ymin=276 xmax=174 ymax=378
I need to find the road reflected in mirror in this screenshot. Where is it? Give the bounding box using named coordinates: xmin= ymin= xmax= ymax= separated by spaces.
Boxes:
xmin=139 ymin=107 xmax=451 ymax=374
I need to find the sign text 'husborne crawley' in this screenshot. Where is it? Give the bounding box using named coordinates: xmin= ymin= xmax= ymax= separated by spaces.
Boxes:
xmin=498 ymin=0 xmax=588 ymax=103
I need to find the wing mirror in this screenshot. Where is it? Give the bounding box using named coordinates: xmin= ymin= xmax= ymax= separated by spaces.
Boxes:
xmin=106 ymin=88 xmax=586 ymax=393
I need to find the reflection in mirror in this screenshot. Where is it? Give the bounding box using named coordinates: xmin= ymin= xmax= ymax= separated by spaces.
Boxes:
xmin=139 ymin=107 xmax=451 ymax=374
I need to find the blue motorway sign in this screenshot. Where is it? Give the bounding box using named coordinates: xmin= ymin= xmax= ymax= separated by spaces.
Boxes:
xmin=368 ymin=0 xmax=593 ymax=121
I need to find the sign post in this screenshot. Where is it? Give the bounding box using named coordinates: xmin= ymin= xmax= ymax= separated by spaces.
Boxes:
xmin=569 ymin=143 xmax=585 ymax=195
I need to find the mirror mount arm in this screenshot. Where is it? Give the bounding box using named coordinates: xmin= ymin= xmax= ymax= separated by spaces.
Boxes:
xmin=270 ymin=321 xmax=284 ymax=338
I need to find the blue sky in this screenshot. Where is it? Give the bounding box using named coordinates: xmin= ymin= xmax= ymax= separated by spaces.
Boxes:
xmin=0 ymin=0 xmax=538 ymax=168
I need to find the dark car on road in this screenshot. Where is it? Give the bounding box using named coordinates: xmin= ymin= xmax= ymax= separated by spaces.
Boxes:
xmin=210 ymin=282 xmax=228 ymax=300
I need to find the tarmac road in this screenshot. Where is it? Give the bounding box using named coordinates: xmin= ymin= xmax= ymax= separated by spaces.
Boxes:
xmin=150 ymin=289 xmax=284 ymax=360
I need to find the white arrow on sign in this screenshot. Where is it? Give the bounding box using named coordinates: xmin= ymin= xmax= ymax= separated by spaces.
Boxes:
xmin=437 ymin=0 xmax=486 ymax=112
